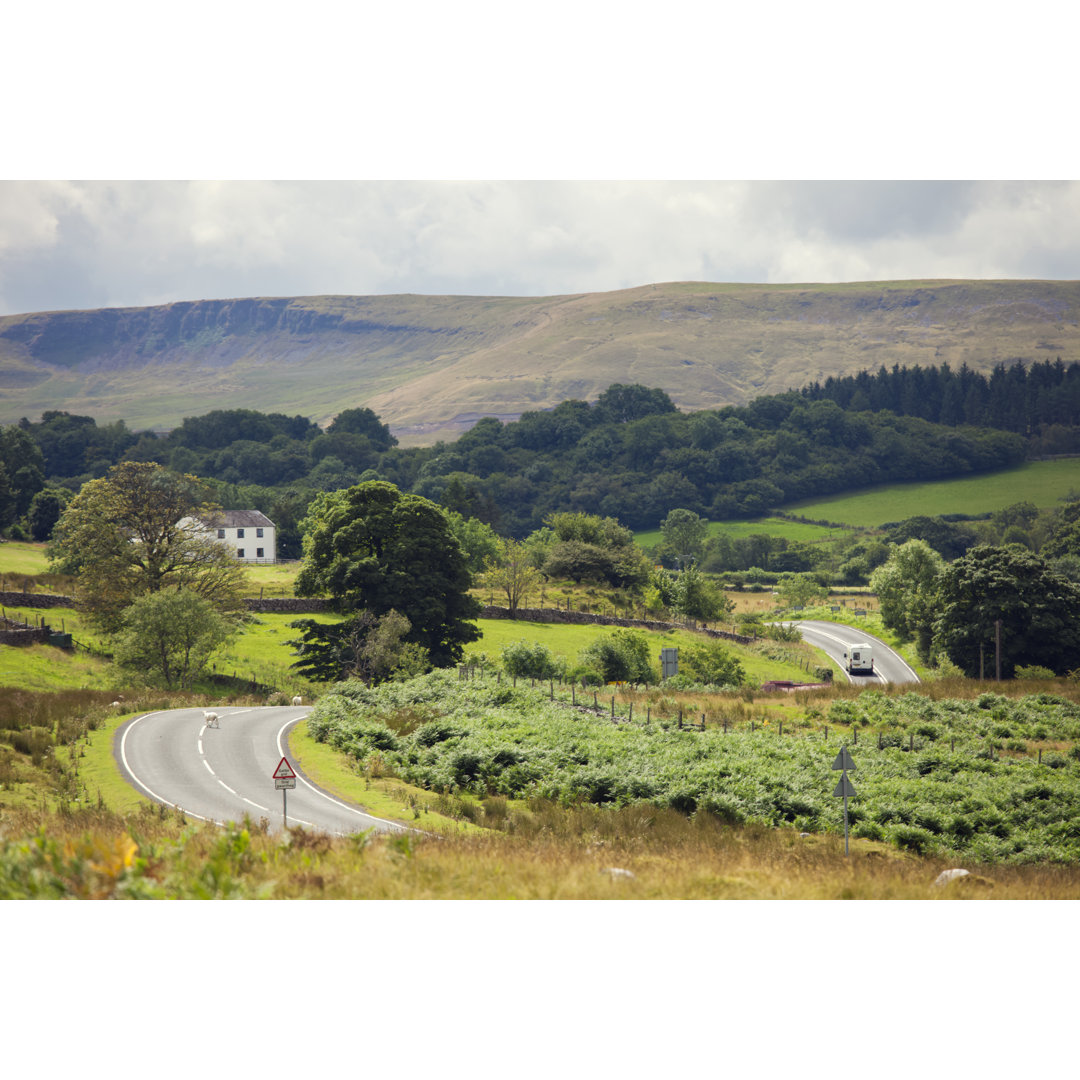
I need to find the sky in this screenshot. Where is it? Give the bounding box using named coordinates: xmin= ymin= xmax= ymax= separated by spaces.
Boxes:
xmin=3 ymin=179 xmax=1080 ymax=316
xmin=3 ymin=4 xmax=1078 ymax=317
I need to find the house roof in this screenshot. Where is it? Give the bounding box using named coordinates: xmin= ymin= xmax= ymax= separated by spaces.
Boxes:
xmin=193 ymin=510 xmax=275 ymax=528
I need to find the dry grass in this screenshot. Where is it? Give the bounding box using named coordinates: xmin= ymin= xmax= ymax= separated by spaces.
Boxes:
xmin=3 ymin=801 xmax=1078 ymax=899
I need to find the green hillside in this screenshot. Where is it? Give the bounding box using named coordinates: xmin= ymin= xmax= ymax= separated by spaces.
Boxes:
xmin=786 ymin=459 xmax=1080 ymax=528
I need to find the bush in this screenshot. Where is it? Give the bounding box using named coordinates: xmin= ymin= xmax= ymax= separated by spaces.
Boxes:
xmin=578 ymin=629 xmax=657 ymax=685
xmin=1016 ymin=664 xmax=1056 ymax=680
xmin=500 ymin=640 xmax=564 ymax=681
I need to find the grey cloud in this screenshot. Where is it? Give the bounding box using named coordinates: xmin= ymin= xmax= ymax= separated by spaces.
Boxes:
xmin=1 ymin=180 xmax=1077 ymax=316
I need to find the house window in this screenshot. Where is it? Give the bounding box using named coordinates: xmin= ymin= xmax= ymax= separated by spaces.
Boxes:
xmin=256 ymin=548 xmax=264 ymax=558
xmin=256 ymin=527 xmax=264 ymax=538
xmin=237 ymin=548 xmax=245 ymax=558
xmin=237 ymin=528 xmax=245 ymax=538
xmin=217 ymin=529 xmax=225 ymax=538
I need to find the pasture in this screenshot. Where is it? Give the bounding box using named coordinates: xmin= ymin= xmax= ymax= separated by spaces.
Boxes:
xmin=784 ymin=458 xmax=1080 ymax=527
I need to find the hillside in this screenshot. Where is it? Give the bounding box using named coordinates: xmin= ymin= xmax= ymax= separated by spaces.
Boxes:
xmin=1 ymin=280 xmax=1078 ymax=444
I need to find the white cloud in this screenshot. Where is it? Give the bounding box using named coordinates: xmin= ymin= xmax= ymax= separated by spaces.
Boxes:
xmin=1 ymin=179 xmax=1078 ymax=316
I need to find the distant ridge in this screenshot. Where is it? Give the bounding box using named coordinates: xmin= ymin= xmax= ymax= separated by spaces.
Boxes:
xmin=1 ymin=280 xmax=1078 ymax=445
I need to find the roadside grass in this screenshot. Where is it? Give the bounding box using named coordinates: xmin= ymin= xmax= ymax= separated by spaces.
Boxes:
xmin=6 ymin=792 xmax=1080 ymax=898
xmin=785 ymin=458 xmax=1080 ymax=527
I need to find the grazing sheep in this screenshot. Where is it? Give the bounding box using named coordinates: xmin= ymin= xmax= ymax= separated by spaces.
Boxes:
xmin=933 ymin=868 xmax=970 ymax=887
xmin=203 ymin=710 xmax=220 ymax=728
xmin=291 ymin=695 xmax=302 ymax=706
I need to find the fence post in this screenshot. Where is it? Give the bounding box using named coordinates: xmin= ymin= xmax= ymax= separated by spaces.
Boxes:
xmin=678 ymin=711 xmax=683 ymax=729
xmin=611 ymin=696 xmax=615 ymax=719
xmin=824 ymin=725 xmax=827 ymax=740
xmin=853 ymin=726 xmax=857 ymax=745
xmin=629 ymin=703 xmax=633 ymax=722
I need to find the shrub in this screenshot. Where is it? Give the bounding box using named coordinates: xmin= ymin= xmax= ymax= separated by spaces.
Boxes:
xmin=1015 ymin=665 xmax=1056 ymax=680
xmin=891 ymin=825 xmax=935 ymax=854
xmin=500 ymin=640 xmax=564 ymax=681
xmin=578 ymin=629 xmax=657 ymax=685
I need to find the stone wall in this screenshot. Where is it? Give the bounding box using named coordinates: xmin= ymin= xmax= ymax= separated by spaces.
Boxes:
xmin=243 ymin=597 xmax=331 ymax=613
xmin=0 ymin=621 xmax=51 ymax=646
xmin=478 ymin=605 xmax=753 ymax=645
xmin=0 ymin=590 xmax=74 ymax=609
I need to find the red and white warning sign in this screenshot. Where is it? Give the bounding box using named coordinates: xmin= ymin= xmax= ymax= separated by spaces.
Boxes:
xmin=273 ymin=756 xmax=296 ymax=780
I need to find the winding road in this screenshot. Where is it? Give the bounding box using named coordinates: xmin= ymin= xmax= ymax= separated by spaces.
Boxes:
xmin=791 ymin=620 xmax=920 ymax=686
xmin=116 ymin=705 xmax=406 ymax=835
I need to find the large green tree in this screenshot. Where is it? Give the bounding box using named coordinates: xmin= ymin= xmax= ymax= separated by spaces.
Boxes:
xmin=934 ymin=544 xmax=1080 ymax=677
xmin=294 ymin=481 xmax=481 ymax=669
xmin=48 ymin=462 xmax=248 ymax=630
xmin=870 ymin=539 xmax=944 ymax=661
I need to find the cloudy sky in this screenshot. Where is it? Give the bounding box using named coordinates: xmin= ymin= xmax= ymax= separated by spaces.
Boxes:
xmin=3 ymin=5 xmax=1077 ymax=317
xmin=4 ymin=179 xmax=1078 ymax=316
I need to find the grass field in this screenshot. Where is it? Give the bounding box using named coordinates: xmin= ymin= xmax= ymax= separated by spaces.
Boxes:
xmin=785 ymin=459 xmax=1080 ymax=527
xmin=636 ymin=516 xmax=858 ymax=548
xmin=465 ymin=617 xmax=827 ymax=685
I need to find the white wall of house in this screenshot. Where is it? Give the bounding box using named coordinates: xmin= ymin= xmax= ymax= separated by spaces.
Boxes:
xmin=182 ymin=513 xmax=277 ymax=564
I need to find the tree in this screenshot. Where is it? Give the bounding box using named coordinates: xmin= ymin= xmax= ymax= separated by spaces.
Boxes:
xmin=659 ymin=508 xmax=708 ymax=567
xmin=934 ymin=544 xmax=1080 ymax=677
xmin=26 ymin=487 xmax=71 ymax=542
xmin=678 ymin=641 xmax=746 ymax=687
xmin=289 ymin=610 xmax=429 ymax=684
xmin=775 ymin=572 xmax=828 ymax=610
xmin=870 ymin=540 xmax=944 ymax=661
xmin=482 ymin=538 xmax=541 ymax=614
xmin=672 ymin=563 xmax=733 ymax=622
xmin=48 ymin=462 xmax=248 ymax=631
xmin=293 ymin=481 xmax=481 ymax=668
xmin=112 ymin=588 xmax=235 ymax=689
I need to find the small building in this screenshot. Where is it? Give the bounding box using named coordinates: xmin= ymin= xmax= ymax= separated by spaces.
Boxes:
xmin=185 ymin=510 xmax=277 ymax=564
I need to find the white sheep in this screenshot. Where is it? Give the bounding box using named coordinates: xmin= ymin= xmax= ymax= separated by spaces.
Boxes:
xmin=203 ymin=710 xmax=220 ymax=728
xmin=291 ymin=695 xmax=302 ymax=706
xmin=932 ymin=868 xmax=970 ymax=887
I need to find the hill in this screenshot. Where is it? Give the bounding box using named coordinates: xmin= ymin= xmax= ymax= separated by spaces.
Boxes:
xmin=2 ymin=279 xmax=1079 ymax=444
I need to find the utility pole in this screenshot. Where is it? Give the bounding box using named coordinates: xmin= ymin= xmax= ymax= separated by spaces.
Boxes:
xmin=995 ymin=619 xmax=1002 ymax=682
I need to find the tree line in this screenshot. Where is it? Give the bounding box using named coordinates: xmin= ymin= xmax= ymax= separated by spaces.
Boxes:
xmin=3 ymin=378 xmax=1029 ymax=547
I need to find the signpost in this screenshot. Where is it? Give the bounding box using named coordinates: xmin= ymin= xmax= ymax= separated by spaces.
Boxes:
xmin=273 ymin=756 xmax=297 ymax=828
xmin=831 ymin=746 xmax=857 ymax=856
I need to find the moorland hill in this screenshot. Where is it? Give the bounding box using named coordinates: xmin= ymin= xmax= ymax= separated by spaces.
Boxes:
xmin=1 ymin=279 xmax=1078 ymax=443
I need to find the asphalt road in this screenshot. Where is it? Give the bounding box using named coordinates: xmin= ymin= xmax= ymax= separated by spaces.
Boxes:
xmin=116 ymin=705 xmax=406 ymax=835
xmin=790 ymin=620 xmax=921 ymax=686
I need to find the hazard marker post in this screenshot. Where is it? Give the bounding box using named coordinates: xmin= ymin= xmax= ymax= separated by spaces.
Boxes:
xmin=273 ymin=756 xmax=297 ymax=828
xmin=831 ymin=746 xmax=857 ymax=856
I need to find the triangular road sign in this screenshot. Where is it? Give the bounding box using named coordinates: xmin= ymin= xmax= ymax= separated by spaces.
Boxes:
xmin=832 ymin=747 xmax=856 ymax=771
xmin=272 ymin=756 xmax=296 ymax=780
xmin=833 ymin=774 xmax=857 ymax=798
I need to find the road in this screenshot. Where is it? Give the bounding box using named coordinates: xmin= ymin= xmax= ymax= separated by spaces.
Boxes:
xmin=790 ymin=620 xmax=920 ymax=686
xmin=116 ymin=705 xmax=406 ymax=835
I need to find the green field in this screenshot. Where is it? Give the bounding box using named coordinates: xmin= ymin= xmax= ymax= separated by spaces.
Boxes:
xmin=636 ymin=516 xmax=854 ymax=548
xmin=465 ymin=618 xmax=823 ymax=686
xmin=784 ymin=459 xmax=1080 ymax=528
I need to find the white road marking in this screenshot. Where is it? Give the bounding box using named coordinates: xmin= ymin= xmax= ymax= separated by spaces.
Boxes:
xmin=203 ymin=759 xmax=215 ymax=776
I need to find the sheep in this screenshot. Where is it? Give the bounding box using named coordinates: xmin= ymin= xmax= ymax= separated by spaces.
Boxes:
xmin=203 ymin=710 xmax=220 ymax=728
xmin=932 ymin=868 xmax=970 ymax=887
xmin=291 ymin=695 xmax=303 ymax=706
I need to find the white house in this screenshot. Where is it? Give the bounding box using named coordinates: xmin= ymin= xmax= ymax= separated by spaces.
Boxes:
xmin=185 ymin=510 xmax=277 ymax=564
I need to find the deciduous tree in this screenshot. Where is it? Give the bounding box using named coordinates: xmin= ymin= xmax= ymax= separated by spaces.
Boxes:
xmin=934 ymin=544 xmax=1080 ymax=677
xmin=293 ymin=481 xmax=481 ymax=668
xmin=112 ymin=587 xmax=235 ymax=689
xmin=48 ymin=462 xmax=248 ymax=630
